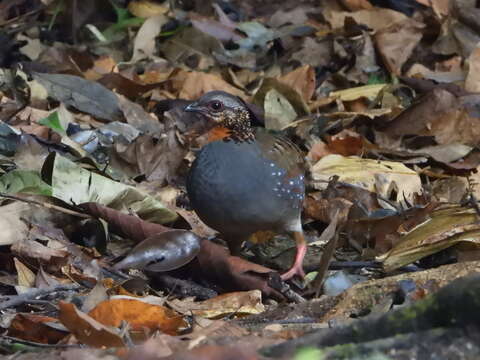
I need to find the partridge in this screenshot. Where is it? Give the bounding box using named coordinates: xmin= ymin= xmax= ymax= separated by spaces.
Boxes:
xmin=185 ymin=91 xmax=306 ymax=280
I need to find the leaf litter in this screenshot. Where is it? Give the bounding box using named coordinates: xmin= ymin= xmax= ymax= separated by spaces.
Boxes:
xmin=0 ymin=0 xmax=480 ymax=358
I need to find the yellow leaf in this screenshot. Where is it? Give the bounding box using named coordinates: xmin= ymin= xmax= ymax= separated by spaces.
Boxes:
xmin=311 ymin=154 xmax=421 ymax=205
xmin=330 ymin=84 xmax=386 ymax=101
xmin=128 ymin=0 xmax=169 ymax=18
xmin=14 ymin=258 xmax=35 ymax=288
xmin=379 ymin=206 xmax=480 ymax=271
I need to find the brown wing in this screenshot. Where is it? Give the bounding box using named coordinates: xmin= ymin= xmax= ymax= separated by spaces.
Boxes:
xmin=254 ymin=128 xmax=305 ymax=177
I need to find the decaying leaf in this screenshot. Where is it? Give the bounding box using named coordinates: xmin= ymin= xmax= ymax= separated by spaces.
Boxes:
xmin=32 ymin=73 xmax=123 ymax=121
xmin=14 ymin=258 xmax=35 ymax=288
xmin=311 ymin=154 xmax=422 ymax=206
xmin=58 ymin=301 xmax=125 ymax=348
xmin=465 ymin=46 xmax=480 ymax=93
xmin=113 ymin=230 xmax=202 ymax=272
xmin=168 ymin=290 xmax=264 ymax=319
xmin=263 ymin=89 xmax=297 ymax=130
xmin=46 ymin=153 xmax=177 ymax=224
xmin=278 ymin=65 xmax=316 ymax=102
xmin=374 ymin=19 xmax=425 ymax=75
xmin=384 ymin=89 xmax=480 ymax=147
xmin=7 ymin=313 xmax=66 ymax=344
xmin=0 ymin=202 xmax=29 ymax=246
xmin=88 ymin=297 xmax=187 ymax=336
xmin=380 ymin=205 xmax=480 ymax=271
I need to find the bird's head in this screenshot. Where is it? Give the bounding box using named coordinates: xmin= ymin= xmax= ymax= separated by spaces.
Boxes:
xmin=184 ymin=91 xmax=254 ymax=142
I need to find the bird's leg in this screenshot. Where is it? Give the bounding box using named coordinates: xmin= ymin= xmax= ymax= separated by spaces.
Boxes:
xmin=281 ymin=231 xmax=307 ymax=280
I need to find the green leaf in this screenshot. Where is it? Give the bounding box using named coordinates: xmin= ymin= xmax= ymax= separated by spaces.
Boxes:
xmin=0 ymin=170 xmax=52 ymax=196
xmin=38 ymin=112 xmax=66 ymax=134
xmin=294 ymin=347 xmax=324 ymax=360
xmin=47 ymin=153 xmax=177 ymax=224
xmin=102 ymin=0 xmax=144 ymax=41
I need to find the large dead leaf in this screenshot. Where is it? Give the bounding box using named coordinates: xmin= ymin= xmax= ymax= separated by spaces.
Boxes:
xmin=32 ymin=72 xmax=123 ymax=121
xmin=46 ymin=153 xmax=177 ymax=224
xmin=131 ymin=15 xmax=168 ymax=62
xmin=465 ymin=46 xmax=480 ymax=93
xmin=277 ymin=65 xmax=316 ymax=102
xmin=58 ymin=301 xmax=125 ymax=348
xmin=374 ymin=19 xmax=425 ymax=75
xmin=325 ymin=8 xmax=409 ymax=31
xmin=174 ymin=71 xmax=247 ymax=100
xmin=168 ymin=290 xmax=265 ymax=319
xmin=263 ymin=89 xmax=297 ymax=130
xmin=384 ymin=89 xmax=480 ymax=146
xmin=14 ymin=258 xmax=35 ymax=288
xmin=7 ymin=313 xmax=66 ymax=344
xmin=0 ymin=202 xmax=29 ymax=246
xmin=88 ymin=297 xmax=187 ymax=336
xmin=311 ymin=154 xmax=422 ymax=205
xmin=113 ymin=230 xmax=201 ymax=272
xmin=379 ymin=205 xmax=480 ymax=271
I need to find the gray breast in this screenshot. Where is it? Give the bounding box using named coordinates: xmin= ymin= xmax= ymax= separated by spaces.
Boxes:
xmin=186 ymin=139 xmax=304 ymax=237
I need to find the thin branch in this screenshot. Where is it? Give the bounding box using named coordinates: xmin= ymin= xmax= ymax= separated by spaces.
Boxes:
xmin=0 ymin=283 xmax=80 ymax=310
xmin=0 ymin=193 xmax=90 ymax=219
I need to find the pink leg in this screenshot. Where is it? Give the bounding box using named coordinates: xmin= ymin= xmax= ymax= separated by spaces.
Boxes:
xmin=281 ymin=231 xmax=307 ymax=280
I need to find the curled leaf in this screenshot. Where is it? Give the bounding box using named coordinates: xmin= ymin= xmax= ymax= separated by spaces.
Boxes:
xmin=114 ymin=230 xmax=202 ymax=272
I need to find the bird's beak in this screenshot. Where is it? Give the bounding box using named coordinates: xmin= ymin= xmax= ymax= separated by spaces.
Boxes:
xmin=184 ymin=102 xmax=203 ymax=113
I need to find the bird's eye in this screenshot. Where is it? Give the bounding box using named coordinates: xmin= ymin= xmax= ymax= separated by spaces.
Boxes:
xmin=209 ymin=101 xmax=223 ymax=111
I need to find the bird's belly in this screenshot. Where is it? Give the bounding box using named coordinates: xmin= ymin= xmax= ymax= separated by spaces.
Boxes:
xmin=187 ymin=142 xmax=304 ymax=236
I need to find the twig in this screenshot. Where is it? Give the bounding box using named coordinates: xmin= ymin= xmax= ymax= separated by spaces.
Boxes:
xmin=0 ymin=193 xmax=90 ymax=219
xmin=267 ymin=274 xmax=306 ymax=304
xmin=311 ymin=212 xmax=340 ymax=298
xmin=155 ymin=273 xmax=218 ymax=300
xmin=0 ymin=335 xmax=80 ymax=349
xmin=0 ymin=283 xmax=80 ymax=310
xmin=328 ymin=260 xmax=382 ymax=269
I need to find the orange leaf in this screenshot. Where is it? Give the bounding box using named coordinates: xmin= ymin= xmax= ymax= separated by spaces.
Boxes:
xmin=8 ymin=314 xmax=66 ymax=344
xmin=59 ymin=301 xmax=125 ymax=348
xmin=88 ymin=298 xmax=187 ymax=336
xmin=278 ymin=65 xmax=316 ymax=102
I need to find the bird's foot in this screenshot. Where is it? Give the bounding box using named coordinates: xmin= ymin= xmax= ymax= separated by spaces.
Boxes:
xmin=280 ymin=264 xmax=306 ymax=281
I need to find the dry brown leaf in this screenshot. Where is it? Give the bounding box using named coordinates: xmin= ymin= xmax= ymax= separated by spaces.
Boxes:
xmin=384 ymin=89 xmax=480 ymax=146
xmin=306 ymin=140 xmax=331 ymax=164
xmin=58 ymin=301 xmax=125 ymax=348
xmin=311 ymin=155 xmax=422 ymax=206
xmin=7 ymin=313 xmax=66 ymax=344
xmin=0 ymin=202 xmax=29 ymax=246
xmin=379 ymin=206 xmax=480 ymax=271
xmin=327 ymin=130 xmax=368 ymax=156
xmin=465 ymin=46 xmax=480 ymax=93
xmin=88 ymin=298 xmax=187 ymax=336
xmin=174 ymin=71 xmax=247 ymax=100
xmin=325 ymin=8 xmax=408 ymax=31
xmin=131 ymin=15 xmax=168 ymax=62
xmin=168 ymin=291 xmax=265 ymax=319
xmin=415 ymin=0 xmax=450 ymax=17
xmin=83 ymin=56 xmax=117 ymax=81
xmin=375 ymin=19 xmax=425 ymax=75
xmin=14 ymin=258 xmax=35 ymax=288
xmin=277 ymin=65 xmax=316 ymax=102
xmin=339 ymin=0 xmax=374 ymax=10
xmin=35 ymin=267 xmax=60 ymax=289
xmin=11 ymin=238 xmax=69 ymax=263
xmin=406 ymin=63 xmax=464 ymax=83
